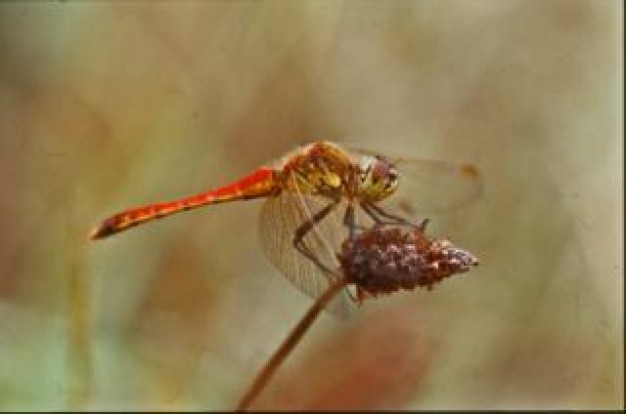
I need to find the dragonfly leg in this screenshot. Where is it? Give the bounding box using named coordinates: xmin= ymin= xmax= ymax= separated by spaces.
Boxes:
xmin=292 ymin=200 xmax=340 ymax=277
xmin=361 ymin=203 xmax=385 ymax=226
xmin=363 ymin=202 xmax=425 ymax=229
xmin=342 ymin=203 xmax=365 ymax=239
xmin=417 ymin=217 xmax=430 ymax=231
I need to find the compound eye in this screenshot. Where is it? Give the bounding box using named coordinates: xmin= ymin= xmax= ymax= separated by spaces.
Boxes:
xmin=384 ymin=168 xmax=399 ymax=192
xmin=388 ymin=169 xmax=398 ymax=181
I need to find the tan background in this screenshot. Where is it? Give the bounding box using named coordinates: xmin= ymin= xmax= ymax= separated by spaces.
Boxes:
xmin=0 ymin=0 xmax=622 ymax=410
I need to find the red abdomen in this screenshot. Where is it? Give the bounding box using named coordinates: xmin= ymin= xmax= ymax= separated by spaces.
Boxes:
xmin=90 ymin=167 xmax=277 ymax=239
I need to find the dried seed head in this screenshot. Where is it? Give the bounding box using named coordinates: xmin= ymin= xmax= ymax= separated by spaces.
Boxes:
xmin=338 ymin=224 xmax=478 ymax=299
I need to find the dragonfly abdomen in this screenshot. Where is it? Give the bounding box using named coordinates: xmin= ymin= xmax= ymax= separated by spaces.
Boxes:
xmin=90 ymin=167 xmax=278 ymax=240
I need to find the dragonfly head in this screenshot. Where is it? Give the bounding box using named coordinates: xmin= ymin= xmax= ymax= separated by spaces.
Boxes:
xmin=358 ymin=155 xmax=399 ymax=201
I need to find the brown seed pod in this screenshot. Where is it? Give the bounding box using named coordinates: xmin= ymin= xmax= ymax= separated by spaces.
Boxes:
xmin=338 ymin=223 xmax=478 ymax=302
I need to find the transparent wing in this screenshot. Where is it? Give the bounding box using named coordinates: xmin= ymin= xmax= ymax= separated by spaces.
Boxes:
xmin=258 ymin=175 xmax=356 ymax=318
xmin=388 ymin=157 xmax=484 ymax=217
xmin=339 ymin=142 xmax=484 ymax=217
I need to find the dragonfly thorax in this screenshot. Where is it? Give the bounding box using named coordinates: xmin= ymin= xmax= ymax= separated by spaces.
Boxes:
xmin=280 ymin=141 xmax=355 ymax=197
xmin=357 ymin=155 xmax=399 ymax=202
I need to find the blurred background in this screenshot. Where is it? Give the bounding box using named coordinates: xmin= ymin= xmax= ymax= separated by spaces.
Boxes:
xmin=0 ymin=0 xmax=622 ymax=410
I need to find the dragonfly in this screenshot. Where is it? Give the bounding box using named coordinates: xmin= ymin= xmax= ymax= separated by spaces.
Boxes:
xmin=90 ymin=141 xmax=483 ymax=315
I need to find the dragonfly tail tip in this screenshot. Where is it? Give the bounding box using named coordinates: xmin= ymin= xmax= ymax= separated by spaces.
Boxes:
xmin=89 ymin=223 xmax=114 ymax=240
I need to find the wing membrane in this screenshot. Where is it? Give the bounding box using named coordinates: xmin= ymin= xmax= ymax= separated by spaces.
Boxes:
xmin=339 ymin=143 xmax=484 ymax=217
xmin=258 ymin=174 xmax=355 ymax=317
xmin=387 ymin=157 xmax=484 ymax=217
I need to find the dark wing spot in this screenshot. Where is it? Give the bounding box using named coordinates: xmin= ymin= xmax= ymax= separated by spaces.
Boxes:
xmin=460 ymin=164 xmax=480 ymax=180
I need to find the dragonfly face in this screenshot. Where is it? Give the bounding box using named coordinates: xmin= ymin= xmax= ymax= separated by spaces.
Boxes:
xmin=357 ymin=155 xmax=399 ymax=202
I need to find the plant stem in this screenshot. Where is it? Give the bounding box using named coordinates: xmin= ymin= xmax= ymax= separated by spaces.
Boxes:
xmin=236 ymin=278 xmax=347 ymax=411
